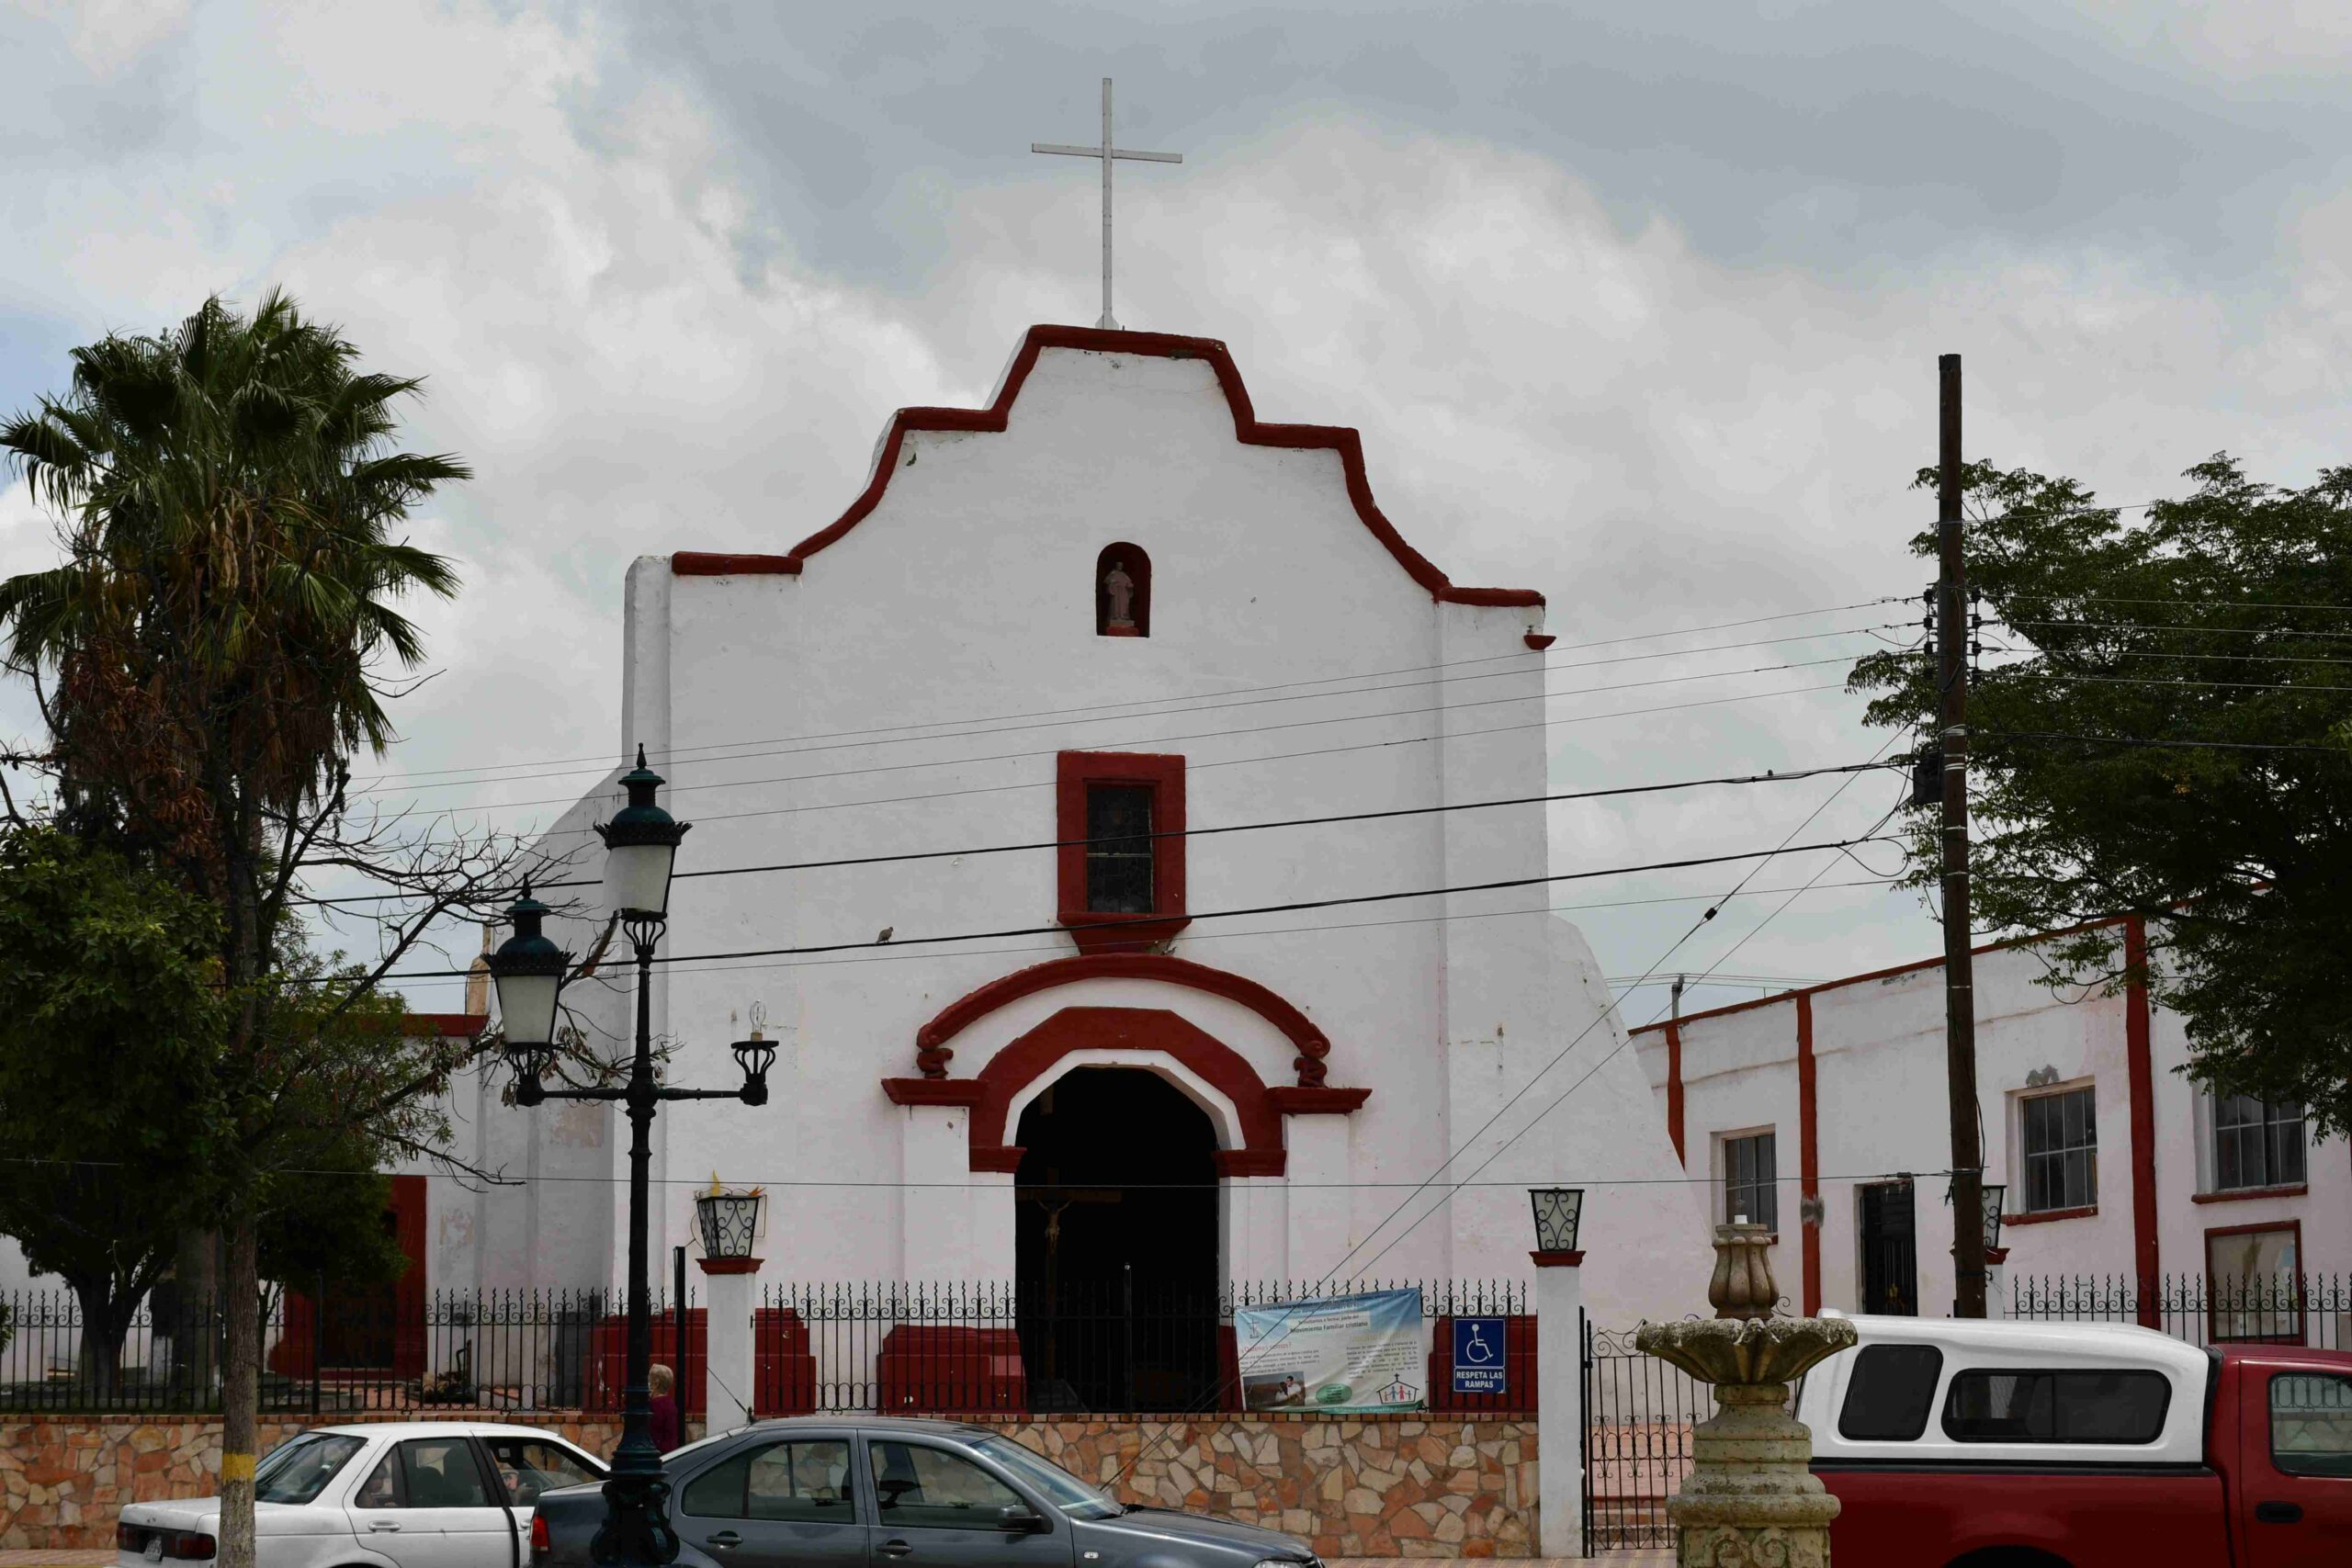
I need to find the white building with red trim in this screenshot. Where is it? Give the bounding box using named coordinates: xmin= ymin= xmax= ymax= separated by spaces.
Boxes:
xmin=1634 ymin=918 xmax=2350 ymax=1338
xmin=443 ymin=324 xmax=1704 ymax=1360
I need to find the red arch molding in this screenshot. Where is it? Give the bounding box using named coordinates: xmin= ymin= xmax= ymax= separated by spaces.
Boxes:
xmin=668 ymin=324 xmax=1542 ymax=608
xmin=910 ymin=951 xmax=1334 ymax=1086
xmin=883 ymin=1005 xmax=1370 ymax=1176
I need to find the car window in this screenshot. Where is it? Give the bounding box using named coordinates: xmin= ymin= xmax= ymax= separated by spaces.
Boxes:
xmin=1837 ymin=1346 xmax=1944 ymax=1441
xmin=354 ymin=1452 xmax=401 ymax=1510
xmin=682 ymin=1440 xmax=855 ymax=1524
xmin=255 ymin=1435 xmax=368 ymax=1506
xmin=1942 ymin=1369 xmax=2171 ymax=1444
xmin=479 ymin=1438 xmax=603 ymax=1506
xmin=394 ymin=1438 xmax=495 ymax=1509
xmin=868 ymin=1441 xmax=1024 ymax=1529
xmin=968 ymin=1438 xmax=1118 ymax=1521
xmin=2271 ymin=1371 xmax=2352 ymax=1478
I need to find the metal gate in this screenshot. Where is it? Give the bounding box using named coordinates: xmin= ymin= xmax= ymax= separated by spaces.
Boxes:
xmin=1581 ymin=1312 xmax=1712 ymax=1553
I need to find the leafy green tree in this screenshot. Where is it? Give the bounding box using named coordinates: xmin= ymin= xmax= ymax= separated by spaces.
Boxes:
xmin=0 ymin=292 xmax=527 ymax=1559
xmin=0 ymin=826 xmax=226 ymax=1395
xmin=1851 ymin=455 xmax=2352 ymax=1132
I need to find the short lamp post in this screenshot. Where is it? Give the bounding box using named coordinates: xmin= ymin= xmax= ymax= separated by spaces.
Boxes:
xmin=1529 ymin=1187 xmax=1588 ymax=1557
xmin=693 ymin=1183 xmax=765 ymax=1433
xmin=488 ymin=746 xmax=772 ymax=1568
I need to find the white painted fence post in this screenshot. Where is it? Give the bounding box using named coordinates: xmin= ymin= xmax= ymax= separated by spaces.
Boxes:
xmin=699 ymin=1257 xmax=760 ymax=1433
xmin=1533 ymin=1248 xmax=1585 ymax=1558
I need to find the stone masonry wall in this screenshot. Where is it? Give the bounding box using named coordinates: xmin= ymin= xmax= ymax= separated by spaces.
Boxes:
xmin=2 ymin=1411 xmax=1537 ymax=1558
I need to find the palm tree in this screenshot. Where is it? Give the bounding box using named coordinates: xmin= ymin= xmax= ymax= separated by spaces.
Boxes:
xmin=0 ymin=291 xmax=467 ymax=1568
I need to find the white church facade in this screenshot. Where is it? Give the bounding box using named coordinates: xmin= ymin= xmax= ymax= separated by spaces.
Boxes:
xmin=429 ymin=324 xmax=1704 ymax=1344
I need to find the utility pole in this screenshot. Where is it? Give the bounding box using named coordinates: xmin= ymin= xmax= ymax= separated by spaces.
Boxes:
xmin=1939 ymin=353 xmax=1988 ymax=1318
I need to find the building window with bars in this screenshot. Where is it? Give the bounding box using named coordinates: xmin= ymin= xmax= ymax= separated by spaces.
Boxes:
xmin=2213 ymin=1094 xmax=2306 ymax=1191
xmin=1083 ymin=784 xmax=1155 ymax=913
xmin=1724 ymin=1131 xmax=1779 ymax=1231
xmin=1055 ymin=751 xmax=1188 ymax=953
xmin=2021 ymin=1086 xmax=2098 ymax=1213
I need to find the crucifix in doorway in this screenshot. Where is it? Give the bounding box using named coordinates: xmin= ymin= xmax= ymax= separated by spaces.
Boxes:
xmin=1031 ymin=78 xmax=1183 ymax=330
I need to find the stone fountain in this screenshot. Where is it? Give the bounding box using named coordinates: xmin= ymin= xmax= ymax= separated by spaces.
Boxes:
xmin=1634 ymin=1222 xmax=1858 ymax=1567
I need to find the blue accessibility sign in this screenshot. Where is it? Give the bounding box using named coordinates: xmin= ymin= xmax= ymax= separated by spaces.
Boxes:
xmin=1451 ymin=1316 xmax=1507 ymax=1395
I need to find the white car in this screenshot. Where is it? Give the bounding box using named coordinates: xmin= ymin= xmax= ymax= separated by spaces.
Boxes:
xmin=115 ymin=1422 xmax=607 ymax=1568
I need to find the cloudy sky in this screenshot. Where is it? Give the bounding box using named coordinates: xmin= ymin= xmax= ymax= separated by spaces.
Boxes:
xmin=3 ymin=0 xmax=2348 ymax=1021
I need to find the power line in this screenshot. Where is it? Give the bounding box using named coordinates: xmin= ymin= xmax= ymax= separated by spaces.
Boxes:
xmin=337 ymin=831 xmax=1904 ymax=984
xmin=0 ymin=1151 xmax=1956 ymax=1193
xmin=482 ymin=878 xmax=1900 ymax=987
xmin=362 ymin=654 xmax=1871 ymax=817
xmin=1979 ymin=730 xmax=2349 ymax=757
xmin=2007 ymin=617 xmax=2352 ymax=645
xmin=308 ymin=756 xmax=1898 ymax=908
xmin=348 ymin=598 xmax=1909 ymax=790
xmin=1328 ymin=739 xmax=1902 ymax=1284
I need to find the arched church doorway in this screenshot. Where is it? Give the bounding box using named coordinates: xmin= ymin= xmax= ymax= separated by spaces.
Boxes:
xmin=1014 ymin=1066 xmax=1218 ymax=1412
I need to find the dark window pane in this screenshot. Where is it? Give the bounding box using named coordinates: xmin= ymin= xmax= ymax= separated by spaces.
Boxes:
xmin=2272 ymin=1373 xmax=2352 ymax=1478
xmin=1084 ymin=785 xmax=1155 ymax=914
xmin=1724 ymin=1133 xmax=1777 ymax=1230
xmin=748 ymin=1441 xmax=854 ymax=1523
xmin=2021 ymin=1088 xmax=2097 ymax=1211
xmin=397 ymin=1438 xmax=492 ymax=1508
xmin=1942 ymin=1370 xmax=2169 ymax=1444
xmin=1838 ymin=1345 xmax=1944 ymax=1441
xmin=868 ymin=1441 xmax=1023 ymax=1529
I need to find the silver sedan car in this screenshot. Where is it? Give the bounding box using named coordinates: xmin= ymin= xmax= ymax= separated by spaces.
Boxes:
xmin=115 ymin=1422 xmax=607 ymax=1568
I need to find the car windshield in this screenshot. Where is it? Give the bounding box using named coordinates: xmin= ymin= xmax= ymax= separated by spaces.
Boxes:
xmin=969 ymin=1437 xmax=1122 ymax=1521
xmin=255 ymin=1435 xmax=368 ymax=1506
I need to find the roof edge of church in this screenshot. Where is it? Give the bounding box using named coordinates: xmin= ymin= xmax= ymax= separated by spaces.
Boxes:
xmin=668 ymin=323 xmax=1544 ymax=607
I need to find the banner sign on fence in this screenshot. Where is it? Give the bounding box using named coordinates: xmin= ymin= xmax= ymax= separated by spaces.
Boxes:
xmin=1451 ymin=1315 xmax=1507 ymax=1395
xmin=1234 ymin=1289 xmax=1424 ymax=1412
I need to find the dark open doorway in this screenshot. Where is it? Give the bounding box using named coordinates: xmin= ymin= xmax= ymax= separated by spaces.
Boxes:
xmin=1015 ymin=1067 xmax=1218 ymax=1412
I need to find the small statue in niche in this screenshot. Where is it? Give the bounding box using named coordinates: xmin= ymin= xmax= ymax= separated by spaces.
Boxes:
xmin=1103 ymin=558 xmax=1136 ymax=628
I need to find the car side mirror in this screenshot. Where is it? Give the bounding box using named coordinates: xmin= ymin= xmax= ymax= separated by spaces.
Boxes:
xmin=997 ymin=1506 xmax=1046 ymax=1533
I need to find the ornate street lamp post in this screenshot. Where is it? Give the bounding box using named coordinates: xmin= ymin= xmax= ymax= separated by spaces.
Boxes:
xmin=488 ymin=745 xmax=771 ymax=1568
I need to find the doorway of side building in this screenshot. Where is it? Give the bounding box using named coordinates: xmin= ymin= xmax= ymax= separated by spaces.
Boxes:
xmin=1014 ymin=1066 xmax=1219 ymax=1412
xmin=1858 ymin=1179 xmax=1918 ymax=1315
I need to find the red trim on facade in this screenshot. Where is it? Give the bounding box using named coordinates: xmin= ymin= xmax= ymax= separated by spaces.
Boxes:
xmin=2124 ymin=917 xmax=2161 ymax=1328
xmin=2003 ymin=1204 xmax=2098 ymax=1227
xmin=1664 ymin=1020 xmax=1685 ymax=1166
xmin=672 ymin=552 xmax=799 ymax=576
xmin=409 ymin=1011 xmax=489 ymax=1038
xmin=390 ymin=1175 xmax=428 ymax=1378
xmin=2203 ymin=1217 xmax=2305 ymax=1344
xmin=1796 ymin=993 xmax=1822 ymax=1317
xmin=945 ymin=1004 xmax=1368 ymax=1177
xmin=768 ymin=325 xmax=1543 ymax=607
xmin=1628 ymin=915 xmax=2139 ymax=1036
xmin=1265 ymin=1086 xmax=1371 ymax=1115
xmin=1522 ymin=634 xmax=1556 ymax=650
xmin=1056 ymin=751 xmax=1190 ymax=953
xmin=882 ymin=1078 xmax=988 ymax=1107
xmin=910 ymin=951 xmax=1334 ymax=1086
xmin=1529 ymin=1250 xmax=1585 ymax=1268
xmin=2191 ymin=1184 xmax=2309 ymax=1205
xmin=695 ymin=1257 xmax=763 ymax=1275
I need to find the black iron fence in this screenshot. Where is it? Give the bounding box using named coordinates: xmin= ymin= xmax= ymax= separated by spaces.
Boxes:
xmin=1581 ymin=1314 xmax=1711 ymax=1553
xmin=2011 ymin=1271 xmax=2352 ymax=1349
xmin=0 ymin=1286 xmax=687 ymax=1416
xmin=2 ymin=1278 xmax=1523 ymax=1417
xmin=763 ymin=1277 xmax=1527 ymax=1416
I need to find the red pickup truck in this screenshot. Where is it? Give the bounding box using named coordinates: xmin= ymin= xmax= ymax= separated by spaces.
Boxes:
xmin=1793 ymin=1314 xmax=2352 ymax=1566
